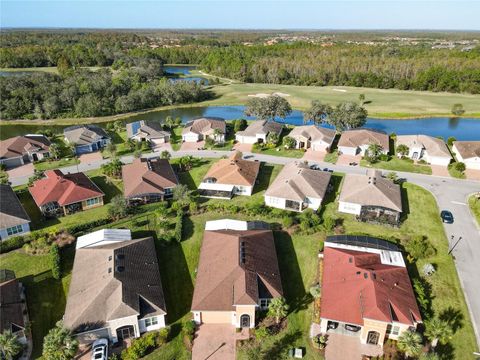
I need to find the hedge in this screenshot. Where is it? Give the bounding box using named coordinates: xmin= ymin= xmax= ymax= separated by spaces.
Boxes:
xmin=174 ymin=211 xmax=183 ymax=242
xmin=50 ymin=243 xmax=61 ymax=279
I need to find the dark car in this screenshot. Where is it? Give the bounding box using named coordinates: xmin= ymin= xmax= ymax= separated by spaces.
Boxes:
xmin=344 ymin=324 xmax=361 ymax=332
xmin=441 ymin=210 xmax=454 ymax=224
xmin=310 ymin=164 xmax=321 ymax=170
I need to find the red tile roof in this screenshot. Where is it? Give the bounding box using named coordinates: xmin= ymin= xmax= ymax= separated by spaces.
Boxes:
xmin=29 ymin=170 xmax=104 ymax=207
xmin=321 ymin=246 xmax=421 ymax=326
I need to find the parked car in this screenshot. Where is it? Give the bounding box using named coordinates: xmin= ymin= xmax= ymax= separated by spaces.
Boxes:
xmin=91 ymin=338 xmax=108 ymax=360
xmin=440 ymin=210 xmax=454 ymax=224
xmin=327 ymin=321 xmax=339 ymax=330
xmin=310 ymin=164 xmax=321 ymax=170
xmin=344 ymin=324 xmax=361 ymax=332
xmin=349 ymin=162 xmax=358 ymax=166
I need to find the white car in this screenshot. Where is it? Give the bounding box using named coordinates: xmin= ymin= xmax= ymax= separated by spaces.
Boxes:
xmin=91 ymin=338 xmax=108 ymax=360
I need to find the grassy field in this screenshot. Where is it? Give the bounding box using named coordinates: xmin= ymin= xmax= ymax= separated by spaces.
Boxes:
xmin=323 ymin=150 xmax=338 ymax=164
xmin=469 ymin=195 xmax=480 ymax=226
xmin=360 ymin=157 xmax=433 ymax=175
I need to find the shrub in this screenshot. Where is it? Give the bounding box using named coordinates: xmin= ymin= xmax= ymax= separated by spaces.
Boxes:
xmin=282 ymin=216 xmax=294 ymax=228
xmin=322 ymin=215 xmax=335 ymax=232
xmin=312 ymin=334 xmax=327 ymax=350
xmin=417 ymin=159 xmax=428 ymax=165
xmin=121 ymin=332 xmax=157 ymax=360
xmin=378 ymin=153 xmax=390 ymax=162
xmin=157 ymin=327 xmax=170 ymax=345
xmin=413 ymin=278 xmax=431 ymax=316
xmin=66 ymin=218 xmax=110 ymax=235
xmin=309 ymin=284 xmax=321 ymax=299
xmin=50 ymin=243 xmax=61 ymax=280
xmin=447 ymin=136 xmax=456 ymax=147
xmin=254 ymin=326 xmax=270 ymax=341
xmin=174 ymin=211 xmax=183 ymax=242
xmin=405 ymin=235 xmax=436 ymax=260
xmin=108 ymin=195 xmax=129 ymax=220
xmin=453 ymin=162 xmax=466 ymax=173
xmin=0 ymin=235 xmax=29 ymax=254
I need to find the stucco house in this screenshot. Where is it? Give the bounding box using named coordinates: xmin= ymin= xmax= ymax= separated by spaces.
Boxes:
xmin=0 ymin=134 xmax=51 ymax=168
xmin=29 ymin=169 xmax=104 ymax=217
xmin=64 ymin=229 xmax=167 ymax=344
xmin=452 ymin=141 xmax=480 ymax=170
xmin=338 ymin=129 xmax=389 ymax=156
xmin=288 ymin=125 xmax=336 ymax=152
xmin=396 ymin=135 xmax=452 ymax=166
xmin=235 ymin=120 xmax=283 ymax=144
xmin=320 ymin=235 xmax=422 ymax=349
xmin=265 ymin=161 xmax=331 ymax=212
xmin=122 ymin=157 xmax=178 ymax=204
xmin=64 ymin=125 xmax=110 ymax=155
xmin=198 ymin=151 xmax=260 ymax=199
xmin=182 ymin=117 xmax=226 ymax=143
xmin=0 ymin=185 xmax=31 ymax=241
xmin=338 ymin=170 xmax=402 ymax=225
xmin=126 ymin=120 xmax=170 ymax=147
xmin=191 ymin=219 xmax=283 ymax=329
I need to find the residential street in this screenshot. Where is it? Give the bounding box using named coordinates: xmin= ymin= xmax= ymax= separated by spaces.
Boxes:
xmin=9 ymin=149 xmax=480 ymax=346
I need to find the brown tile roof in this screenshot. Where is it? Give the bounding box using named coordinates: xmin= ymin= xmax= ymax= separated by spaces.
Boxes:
xmin=182 ymin=117 xmax=226 ymax=136
xmin=453 ymin=141 xmax=480 ymax=159
xmin=236 ymin=120 xmax=283 ymax=137
xmin=29 ymin=170 xmax=104 ymax=207
xmin=321 ymin=238 xmax=421 ymax=326
xmin=265 ymin=161 xmax=331 ymax=201
xmin=0 ymin=135 xmax=50 ymax=160
xmin=338 ymin=129 xmax=389 ymax=150
xmin=191 ymin=228 xmax=283 ymax=311
xmin=0 ymin=185 xmax=30 ymax=229
xmin=126 ymin=120 xmax=170 ymax=139
xmin=63 ymin=125 xmax=109 ymax=146
xmin=64 ymin=237 xmax=166 ymax=333
xmin=122 ymin=158 xmax=178 ymax=198
xmin=0 ymin=274 xmax=25 ymax=333
xmin=202 ymin=152 xmax=260 ymax=187
xmin=396 ymin=135 xmax=451 ymax=158
xmin=339 ymin=170 xmax=402 ymax=212
xmin=288 ymin=125 xmax=335 ymax=144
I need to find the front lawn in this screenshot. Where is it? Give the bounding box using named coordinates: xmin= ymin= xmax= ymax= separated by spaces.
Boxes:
xmin=360 ymin=156 xmax=432 ymax=175
xmin=448 ymin=163 xmax=466 ymax=179
xmin=170 ymin=127 xmax=183 ymax=151
xmin=34 ymin=157 xmax=79 ymax=171
xmin=469 ymin=195 xmax=480 ymax=226
xmin=323 ymin=150 xmax=338 ymax=164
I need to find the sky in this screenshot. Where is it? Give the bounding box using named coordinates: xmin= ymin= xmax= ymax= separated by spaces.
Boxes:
xmin=1 ymin=0 xmax=480 ymax=30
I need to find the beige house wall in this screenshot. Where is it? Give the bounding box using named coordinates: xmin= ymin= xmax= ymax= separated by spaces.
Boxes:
xmin=360 ymin=318 xmax=388 ymax=345
xmin=81 ymin=196 xmax=104 ymax=211
xmin=198 ymin=311 xmax=233 ymax=324
xmin=234 ymin=305 xmax=256 ymax=328
xmin=107 ymin=315 xmax=140 ymax=343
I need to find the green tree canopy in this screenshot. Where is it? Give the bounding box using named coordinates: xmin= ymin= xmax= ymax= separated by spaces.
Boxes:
xmin=0 ymin=330 xmax=23 ymax=360
xmin=267 ymin=297 xmax=289 ymax=324
xmin=328 ymin=102 xmax=368 ymax=131
xmin=42 ymin=321 xmax=78 ymax=360
xmin=303 ymin=100 xmax=332 ymax=125
xmin=397 ymin=330 xmax=423 ymax=359
xmin=245 ymin=95 xmax=292 ymax=121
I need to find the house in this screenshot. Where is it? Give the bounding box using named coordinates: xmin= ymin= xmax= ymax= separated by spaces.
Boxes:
xmin=338 ymin=170 xmax=402 ymax=225
xmin=452 ymin=141 xmax=480 ymax=170
xmin=320 ymin=235 xmax=422 ymax=348
xmin=288 ymin=125 xmax=336 ymax=152
xmin=338 ymin=129 xmax=389 ymax=156
xmin=396 ymin=135 xmax=452 ymax=166
xmin=191 ymin=219 xmax=283 ymax=328
xmin=63 ymin=125 xmax=110 ymax=155
xmin=265 ymin=161 xmax=331 ymax=212
xmin=0 ymin=269 xmax=28 ymax=345
xmin=29 ymin=169 xmax=104 ymax=217
xmin=126 ymin=120 xmax=170 ymax=147
xmin=182 ymin=117 xmax=226 ymax=143
xmin=0 ymin=185 xmax=31 ymax=241
xmin=122 ymin=157 xmax=178 ymax=204
xmin=198 ymin=151 xmax=260 ymax=199
xmin=235 ymin=120 xmax=284 ymax=144
xmin=64 ymin=229 xmax=167 ymax=344
xmin=0 ymin=134 xmax=51 ymax=168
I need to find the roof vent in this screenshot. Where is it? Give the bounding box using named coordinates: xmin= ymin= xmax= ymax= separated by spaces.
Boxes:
xmin=108 ymin=268 xmax=112 ymax=273
xmin=116 ymin=254 xmax=125 ymax=261
xmin=240 ymin=241 xmax=246 ymax=264
xmin=115 ymin=266 xmax=125 ymax=273
xmin=363 ymin=273 xmax=368 ymax=279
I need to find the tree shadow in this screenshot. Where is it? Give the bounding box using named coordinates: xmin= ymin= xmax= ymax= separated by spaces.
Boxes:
xmin=252 ymin=164 xmax=276 ymax=195
xmin=177 ymin=169 xmax=197 ymax=191
xmin=261 ymin=330 xmax=302 ymax=359
xmin=399 ymin=184 xmax=410 ymax=222
xmin=329 ymin=133 xmax=341 ymax=152
xmin=90 ymin=175 xmax=122 ymax=203
xmin=109 ymin=131 xmax=124 ymax=145
xmin=317 ymin=174 xmax=343 ymax=220
xmin=182 ymin=216 xmax=194 ymax=241
xmin=274 ymin=231 xmax=311 ymax=314
xmin=439 ymin=306 xmax=464 ymax=333
xmin=436 ymin=342 xmax=455 ymax=360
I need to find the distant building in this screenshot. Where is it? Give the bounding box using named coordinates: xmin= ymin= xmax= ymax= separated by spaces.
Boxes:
xmin=191 ymin=220 xmax=283 ymax=328
xmin=320 ymin=235 xmax=422 ymax=348
xmin=63 ymin=125 xmax=110 ymax=155
xmin=0 ymin=134 xmax=51 ymax=168
xmin=64 ymin=230 xmax=167 ymax=344
xmin=235 ymin=120 xmax=283 ymax=144
xmin=0 ymin=185 xmax=31 ymax=241
xmin=452 ymin=141 xmax=480 ymax=170
xmin=338 ymin=170 xmax=402 ymax=225
xmin=126 ymin=120 xmax=170 ymax=148
xmin=288 ymin=125 xmax=336 ymax=152
xmin=122 ymin=157 xmax=178 ymax=204
xmin=338 ymin=129 xmax=389 ymax=156
xmin=396 ymin=135 xmax=452 ymax=166
xmin=182 ymin=117 xmax=226 ymax=143
xmin=198 ymin=152 xmax=260 ymax=198
xmin=265 ymin=161 xmax=331 ymax=212
xmin=29 ymin=170 xmax=104 ymax=217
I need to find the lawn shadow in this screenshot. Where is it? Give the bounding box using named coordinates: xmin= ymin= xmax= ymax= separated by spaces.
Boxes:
xmin=176 ymin=170 xmax=197 ymax=191
xmin=252 ymin=164 xmax=276 ymax=195
xmin=182 ymin=216 xmax=194 ymax=241
xmin=274 ymin=231 xmax=311 ymax=314
xmin=399 ymin=184 xmax=411 ymax=222
xmin=90 ymin=176 xmax=122 ymax=203
xmin=439 ymin=306 xmax=464 ymax=333
xmin=317 ymin=174 xmax=343 ymax=220
xmin=261 ymin=330 xmax=302 ymax=359
xmin=110 ymin=131 xmax=124 ymax=145
xmin=436 ymin=342 xmax=455 ymax=360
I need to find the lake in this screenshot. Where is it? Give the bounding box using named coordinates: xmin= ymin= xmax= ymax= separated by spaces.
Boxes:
xmin=164 ymin=65 xmax=209 ymax=84
xmin=1 ymin=105 xmax=479 ymax=140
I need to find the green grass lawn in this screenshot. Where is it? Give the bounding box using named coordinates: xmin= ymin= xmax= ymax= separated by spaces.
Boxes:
xmin=360 ymin=157 xmax=433 ymax=175
xmin=252 ymin=145 xmax=305 ymax=158
xmin=469 ymin=195 xmax=480 ymax=226
xmin=448 ymin=164 xmax=466 ymax=179
xmin=170 ymin=127 xmax=183 ymax=151
xmin=323 ymin=150 xmax=338 ymax=164
xmin=34 ymin=157 xmax=79 ymax=171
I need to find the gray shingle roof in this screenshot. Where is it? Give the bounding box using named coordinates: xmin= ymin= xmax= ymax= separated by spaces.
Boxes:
xmin=0 ymin=185 xmax=30 ymax=229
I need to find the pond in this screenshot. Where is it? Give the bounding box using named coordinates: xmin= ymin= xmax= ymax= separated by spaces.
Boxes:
xmin=164 ymin=65 xmax=209 ymax=85
xmin=1 ymin=105 xmax=479 ymax=140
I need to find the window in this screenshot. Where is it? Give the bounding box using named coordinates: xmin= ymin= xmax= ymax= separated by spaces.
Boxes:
xmin=86 ymin=197 xmax=100 ymax=206
xmin=260 ymin=299 xmax=270 ymax=309
xmin=386 ymin=324 xmax=400 ymax=336
xmin=164 ymin=188 xmax=173 ymax=195
xmin=145 ymin=317 xmax=158 ymax=327
xmin=6 ymin=225 xmax=23 ymax=236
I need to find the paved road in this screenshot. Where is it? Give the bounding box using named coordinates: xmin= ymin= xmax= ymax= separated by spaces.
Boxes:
xmin=9 ymin=150 xmax=480 ymax=348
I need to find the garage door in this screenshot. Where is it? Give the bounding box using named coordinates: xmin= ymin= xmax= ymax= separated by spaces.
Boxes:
xmin=200 ymin=311 xmax=233 ymax=324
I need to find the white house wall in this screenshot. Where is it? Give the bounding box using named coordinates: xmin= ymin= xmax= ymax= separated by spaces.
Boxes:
xmin=235 ymin=135 xmax=258 ymax=144
xmin=305 ymin=197 xmax=322 ymax=211
xmin=182 ymin=132 xmax=200 ymax=142
xmin=338 ymin=201 xmax=362 ymax=215
xmin=138 ymin=314 xmax=166 ymax=333
xmin=425 ymin=154 xmax=451 ymax=166
xmin=0 ymin=223 xmax=30 ymax=241
xmin=107 ymin=315 xmax=140 ymax=343
xmin=338 ymin=146 xmax=359 ymax=156
xmin=464 ymin=157 xmax=480 ymax=170
xmin=265 ymin=195 xmax=287 ymax=210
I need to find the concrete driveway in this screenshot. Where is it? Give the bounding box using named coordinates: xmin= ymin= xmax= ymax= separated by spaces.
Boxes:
xmin=192 ymin=324 xmax=237 ymax=360
xmin=79 ymin=152 xmax=103 ymax=164
xmin=302 ymin=149 xmax=326 ymax=162
xmin=430 ymin=165 xmax=450 ymax=177
xmin=7 ymin=163 xmax=34 ymax=179
xmin=337 ymin=154 xmax=361 ymax=166
xmin=232 ymin=142 xmax=253 ymax=152
xmin=180 ymin=141 xmax=205 ymax=151
xmin=325 ymin=333 xmax=383 ymax=360
xmin=466 ymin=169 xmax=480 ymax=181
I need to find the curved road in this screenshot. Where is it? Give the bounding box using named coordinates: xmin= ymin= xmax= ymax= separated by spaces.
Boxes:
xmin=9 ymin=149 xmax=480 ymax=348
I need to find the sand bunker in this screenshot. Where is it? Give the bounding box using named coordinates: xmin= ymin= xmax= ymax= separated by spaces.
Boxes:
xmin=332 ymin=88 xmax=347 ymax=92
xmin=247 ymin=92 xmax=291 ymax=98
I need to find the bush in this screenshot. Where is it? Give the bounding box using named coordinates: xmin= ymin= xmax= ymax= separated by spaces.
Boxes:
xmin=0 ymin=235 xmax=29 ymax=254
xmin=413 ymin=278 xmax=432 ymax=316
xmin=182 ymin=320 xmax=196 ymax=347
xmin=447 ymin=136 xmax=456 ymax=147
xmin=309 ymin=284 xmax=321 ymax=299
xmin=405 ymin=235 xmax=436 ymax=260
xmin=322 ymin=215 xmax=335 ymax=233
xmin=108 ymin=195 xmax=129 ymax=220
xmin=121 ymin=332 xmax=157 ymax=360
xmin=254 ymin=326 xmax=270 ymax=341
xmin=282 ymin=216 xmax=294 ymax=228
xmin=174 ymin=211 xmax=183 ymax=242
xmin=50 ymin=243 xmax=61 ymax=280
xmin=378 ymin=154 xmax=390 ymax=162
xmin=312 ymin=334 xmax=327 ymax=350
xmin=453 ymin=162 xmax=466 ymax=173
xmin=66 ymin=218 xmax=110 ymax=235
xmin=157 ymin=327 xmax=170 ymax=345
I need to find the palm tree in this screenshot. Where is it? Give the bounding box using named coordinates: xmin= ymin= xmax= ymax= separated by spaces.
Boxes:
xmin=160 ymin=150 xmax=171 ymax=160
xmin=424 ymin=317 xmax=453 ymax=349
xmin=213 ymin=128 xmax=223 ymax=144
xmin=267 ymin=297 xmax=289 ymax=324
xmin=397 ymin=330 xmax=423 ymax=359
xmin=179 ymin=156 xmax=194 ymax=171
xmin=42 ymin=321 xmax=78 ymax=360
xmin=396 ymin=144 xmax=410 ymax=157
xmin=365 ymin=143 xmax=384 ymax=163
xmin=48 ymin=143 xmax=61 ymax=160
xmin=0 ymin=330 xmax=23 ymax=360
xmin=419 ymin=352 xmax=440 ymax=360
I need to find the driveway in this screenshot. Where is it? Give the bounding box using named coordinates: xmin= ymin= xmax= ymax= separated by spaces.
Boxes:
xmin=79 ymin=152 xmax=103 ymax=164
xmin=325 ymin=333 xmax=383 ymax=360
xmin=180 ymin=141 xmax=205 ymax=151
xmin=336 ymin=154 xmax=361 ymax=166
xmin=232 ymin=142 xmax=253 ymax=153
xmin=152 ymin=142 xmax=173 ymax=152
xmin=302 ymin=149 xmax=326 ymax=162
xmin=430 ymin=165 xmax=450 ymax=177
xmin=466 ymin=169 xmax=480 ymax=181
xmin=7 ymin=163 xmax=34 ymax=185
xmin=192 ymin=324 xmax=237 ymax=360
